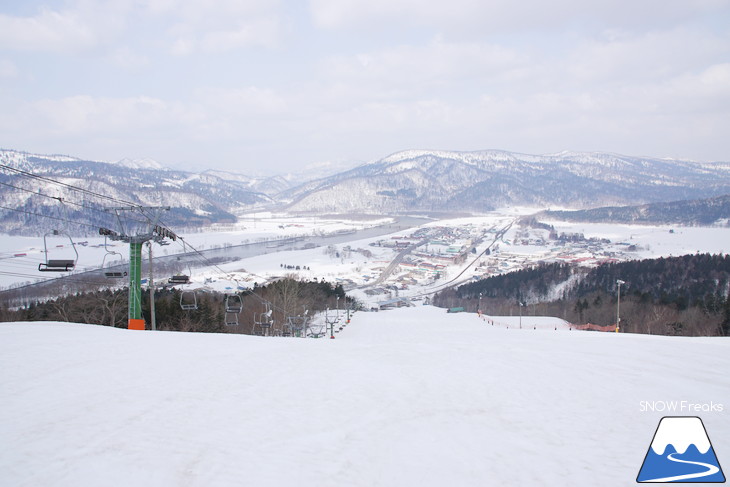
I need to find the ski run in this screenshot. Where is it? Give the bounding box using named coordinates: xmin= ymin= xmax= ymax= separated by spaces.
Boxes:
xmin=1 ymin=305 xmax=728 ymax=486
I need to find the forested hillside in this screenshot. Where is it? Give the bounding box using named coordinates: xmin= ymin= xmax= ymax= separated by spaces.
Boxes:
xmin=434 ymin=254 xmax=730 ymax=336
xmin=539 ymin=194 xmax=730 ymax=225
xmin=1 ymin=279 xmax=348 ymax=334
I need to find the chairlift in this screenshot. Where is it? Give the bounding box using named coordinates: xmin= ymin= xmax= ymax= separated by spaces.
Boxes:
xmin=102 ymin=238 xmax=127 ymax=279
xmin=253 ymin=302 xmax=274 ymax=336
xmin=223 ymin=294 xmax=242 ymax=326
xmin=281 ymin=321 xmax=293 ymax=337
xmin=224 ymin=312 xmax=240 ymax=326
xmin=225 ymin=294 xmax=243 ymax=313
xmin=287 ymin=313 xmax=309 ymax=338
xmin=169 ymin=275 xmax=190 ymax=284
xmin=104 ymin=269 xmax=127 ymax=279
xmin=180 ymin=290 xmax=198 ymax=310
xmin=38 ymin=230 xmax=78 ymax=272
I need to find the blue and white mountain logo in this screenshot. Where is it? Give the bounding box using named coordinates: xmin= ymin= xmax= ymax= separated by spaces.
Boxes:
xmin=637 ymin=416 xmax=725 ymax=483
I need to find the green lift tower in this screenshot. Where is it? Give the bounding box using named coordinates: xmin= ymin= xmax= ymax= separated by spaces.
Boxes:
xmin=100 ymin=206 xmax=174 ymax=330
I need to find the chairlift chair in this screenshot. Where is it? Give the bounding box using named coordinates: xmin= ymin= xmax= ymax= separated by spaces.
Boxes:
xmin=224 ymin=312 xmax=239 ymax=326
xmin=253 ymin=303 xmax=274 ymax=336
xmin=38 ymin=230 xmax=78 ymax=272
xmin=281 ymin=320 xmax=293 ymax=337
xmin=180 ymin=290 xmax=198 ymax=310
xmin=223 ymin=294 xmax=243 ymax=326
xmin=104 ymin=269 xmax=127 ymax=279
xmin=169 ymin=275 xmax=190 ymax=284
xmin=101 ymin=240 xmax=127 ymax=279
xmin=225 ymin=294 xmax=243 ymax=313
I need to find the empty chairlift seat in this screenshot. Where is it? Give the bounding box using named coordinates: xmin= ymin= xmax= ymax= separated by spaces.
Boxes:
xmin=38 ymin=230 xmax=78 ymax=272
xmin=180 ymin=290 xmax=198 ymax=310
xmin=224 ymin=294 xmax=242 ymax=313
xmin=102 ymin=239 xmax=127 ymax=279
xmin=39 ymin=259 xmax=76 ymax=272
xmin=104 ymin=270 xmax=127 ymax=278
xmin=224 ymin=294 xmax=243 ymax=326
xmin=169 ymin=275 xmax=190 ymax=284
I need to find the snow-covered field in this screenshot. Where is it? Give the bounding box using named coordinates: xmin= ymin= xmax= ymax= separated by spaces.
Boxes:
xmin=1 ymin=305 xmax=728 ymax=487
xmin=0 ymin=214 xmax=392 ymax=290
xmin=2 ymin=211 xmax=730 ymax=311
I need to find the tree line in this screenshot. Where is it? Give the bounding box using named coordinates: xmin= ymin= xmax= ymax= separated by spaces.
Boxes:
xmin=0 ymin=278 xmax=351 ymax=335
xmin=433 ymin=253 xmax=730 ymax=336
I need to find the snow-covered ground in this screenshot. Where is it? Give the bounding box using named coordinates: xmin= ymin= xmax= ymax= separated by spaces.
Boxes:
xmin=0 ymin=214 xmax=393 ymax=290
xmin=2 ymin=211 xmax=729 ymax=311
xmin=1 ymin=305 xmax=728 ymax=486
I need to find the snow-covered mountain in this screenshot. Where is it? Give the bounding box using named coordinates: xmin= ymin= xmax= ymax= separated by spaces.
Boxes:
xmin=202 ymin=169 xmax=292 ymax=196
xmin=280 ymin=149 xmax=730 ymax=213
xmin=4 ymin=147 xmax=730 ymax=234
xmin=0 ymin=149 xmax=273 ymax=234
xmin=110 ymin=157 xmax=169 ymax=171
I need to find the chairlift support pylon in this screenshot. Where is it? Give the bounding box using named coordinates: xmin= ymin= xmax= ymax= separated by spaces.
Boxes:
xmin=101 ymin=205 xmax=172 ymax=330
xmin=287 ymin=310 xmax=309 ymax=338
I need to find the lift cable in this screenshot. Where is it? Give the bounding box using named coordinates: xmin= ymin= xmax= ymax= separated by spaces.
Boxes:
xmin=0 ymin=204 xmax=103 ymax=231
xmin=156 ymin=224 xmax=293 ymax=316
xmin=0 ymin=166 xmax=301 ymax=318
xmin=0 ymin=163 xmax=140 ymax=208
xmin=0 ymin=180 xmax=111 ymax=215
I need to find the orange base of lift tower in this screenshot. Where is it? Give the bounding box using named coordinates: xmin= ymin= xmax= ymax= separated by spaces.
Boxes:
xmin=128 ymin=319 xmax=146 ymax=330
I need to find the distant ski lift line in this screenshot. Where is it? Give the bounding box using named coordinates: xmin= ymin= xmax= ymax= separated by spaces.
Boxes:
xmin=1 ymin=162 xmax=313 ymax=320
xmin=0 ymin=163 xmax=139 ymax=208
xmin=0 ymin=179 xmax=108 ymax=216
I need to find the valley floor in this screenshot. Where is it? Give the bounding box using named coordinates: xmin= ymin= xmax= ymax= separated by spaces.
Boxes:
xmin=3 ymin=211 xmax=730 ymax=314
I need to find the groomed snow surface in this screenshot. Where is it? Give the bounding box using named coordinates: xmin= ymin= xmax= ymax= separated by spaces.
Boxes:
xmin=2 ymin=306 xmax=728 ymax=487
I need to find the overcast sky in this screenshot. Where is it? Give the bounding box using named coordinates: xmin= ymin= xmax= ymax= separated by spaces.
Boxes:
xmin=1 ymin=0 xmax=729 ymax=174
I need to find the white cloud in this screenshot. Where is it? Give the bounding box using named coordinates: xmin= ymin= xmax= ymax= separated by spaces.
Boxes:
xmin=320 ymin=37 xmax=526 ymax=107
xmin=0 ymin=0 xmax=728 ymax=169
xmin=0 ymin=7 xmax=97 ymax=52
xmin=161 ymin=0 xmax=284 ymax=54
xmin=2 ymin=86 xmax=290 ymax=156
xmin=309 ymin=0 xmax=482 ymax=29
xmin=108 ymin=47 xmax=150 ymax=71
xmin=28 ymin=95 xmax=181 ymax=135
xmin=198 ymin=86 xmax=288 ymax=115
xmin=309 ymin=0 xmax=729 ymax=33
xmin=0 ymin=59 xmax=18 ymax=78
xmin=0 ymin=1 xmax=284 ymax=55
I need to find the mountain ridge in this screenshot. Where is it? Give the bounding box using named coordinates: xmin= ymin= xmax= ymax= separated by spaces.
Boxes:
xmin=3 ymin=147 xmax=730 ymax=234
xmin=280 ymin=149 xmax=730 ymax=214
xmin=0 ymin=149 xmax=272 ymax=234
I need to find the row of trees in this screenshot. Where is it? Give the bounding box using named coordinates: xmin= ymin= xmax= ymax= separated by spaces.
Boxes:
xmin=434 ymin=254 xmax=730 ymax=336
xmin=1 ymin=278 xmax=352 ymax=335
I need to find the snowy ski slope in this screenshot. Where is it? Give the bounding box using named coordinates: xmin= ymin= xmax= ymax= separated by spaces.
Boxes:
xmin=1 ymin=305 xmax=728 ymax=486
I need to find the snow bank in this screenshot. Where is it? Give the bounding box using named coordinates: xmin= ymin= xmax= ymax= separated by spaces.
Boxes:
xmin=1 ymin=306 xmax=728 ymax=486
